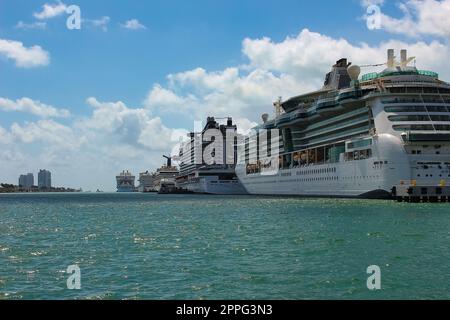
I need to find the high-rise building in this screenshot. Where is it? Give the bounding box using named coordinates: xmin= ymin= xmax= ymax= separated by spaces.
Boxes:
xmin=38 ymin=170 xmax=51 ymax=189
xmin=18 ymin=173 xmax=34 ymax=188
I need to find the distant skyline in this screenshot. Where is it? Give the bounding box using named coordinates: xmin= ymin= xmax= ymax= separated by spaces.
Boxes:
xmin=1 ymin=0 xmax=450 ymax=191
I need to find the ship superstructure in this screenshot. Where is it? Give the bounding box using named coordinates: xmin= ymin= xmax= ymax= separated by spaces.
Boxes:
xmin=153 ymin=156 xmax=179 ymax=192
xmin=236 ymin=49 xmax=450 ymax=201
xmin=176 ymin=117 xmax=247 ymax=194
xmin=138 ymin=171 xmax=156 ymax=192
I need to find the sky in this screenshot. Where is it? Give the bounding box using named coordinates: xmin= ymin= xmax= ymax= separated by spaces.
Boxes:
xmin=1 ymin=0 xmax=450 ymax=191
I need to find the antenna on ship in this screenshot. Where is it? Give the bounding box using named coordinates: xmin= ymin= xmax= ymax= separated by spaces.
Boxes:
xmin=273 ymin=97 xmax=283 ymax=117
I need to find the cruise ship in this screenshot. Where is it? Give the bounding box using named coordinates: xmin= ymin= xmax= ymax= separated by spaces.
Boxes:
xmin=116 ymin=170 xmax=136 ymax=192
xmin=138 ymin=171 xmax=156 ymax=192
xmin=235 ymin=49 xmax=450 ymax=201
xmin=153 ymin=156 xmax=179 ymax=192
xmin=176 ymin=117 xmax=247 ymax=195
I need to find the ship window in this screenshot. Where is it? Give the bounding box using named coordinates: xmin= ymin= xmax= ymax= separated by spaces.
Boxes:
xmin=347 ymin=139 xmax=372 ymax=149
xmin=393 ymin=124 xmax=434 ymax=131
xmin=345 ymin=149 xmax=372 ymax=161
xmin=389 ymin=115 xmax=450 ymax=122
xmin=385 ymin=105 xmax=450 ymax=113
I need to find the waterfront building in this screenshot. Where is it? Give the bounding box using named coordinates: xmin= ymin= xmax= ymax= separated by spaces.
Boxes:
xmin=38 ymin=170 xmax=51 ymax=189
xmin=18 ymin=173 xmax=34 ymax=188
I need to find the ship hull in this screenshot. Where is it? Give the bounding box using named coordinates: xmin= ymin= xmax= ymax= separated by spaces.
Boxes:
xmin=116 ymin=187 xmax=136 ymax=192
xmin=177 ymin=176 xmax=248 ymax=195
xmin=236 ymin=134 xmax=449 ymax=199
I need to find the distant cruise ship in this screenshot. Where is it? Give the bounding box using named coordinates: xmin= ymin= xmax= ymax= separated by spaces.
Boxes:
xmin=153 ymin=156 xmax=179 ymax=193
xmin=176 ymin=117 xmax=247 ymax=195
xmin=116 ymin=170 xmax=136 ymax=192
xmin=236 ymin=49 xmax=450 ymax=201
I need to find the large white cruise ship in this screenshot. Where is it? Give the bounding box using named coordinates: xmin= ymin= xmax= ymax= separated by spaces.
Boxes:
xmin=116 ymin=170 xmax=136 ymax=192
xmin=236 ymin=49 xmax=450 ymax=201
xmin=176 ymin=117 xmax=247 ymax=195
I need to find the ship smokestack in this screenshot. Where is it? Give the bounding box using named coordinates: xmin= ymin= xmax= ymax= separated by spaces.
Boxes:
xmin=387 ymin=49 xmax=395 ymax=68
xmin=401 ymin=49 xmax=407 ymax=65
xmin=163 ymin=155 xmax=172 ymax=167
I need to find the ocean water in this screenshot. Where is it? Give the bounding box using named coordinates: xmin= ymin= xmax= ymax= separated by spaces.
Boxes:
xmin=0 ymin=193 xmax=449 ymax=300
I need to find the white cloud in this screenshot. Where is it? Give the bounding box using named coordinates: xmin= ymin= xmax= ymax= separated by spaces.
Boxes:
xmin=0 ymin=126 xmax=12 ymax=144
xmin=10 ymin=120 xmax=79 ymax=148
xmin=145 ymin=84 xmax=198 ymax=113
xmin=0 ymin=97 xmax=70 ymax=118
xmin=0 ymin=97 xmax=184 ymax=190
xmin=33 ymin=1 xmax=67 ymax=20
xmin=361 ymin=0 xmax=385 ymax=6
xmin=15 ymin=21 xmax=47 ymax=30
xmin=86 ymin=16 xmax=110 ymax=32
xmin=363 ymin=0 xmax=450 ymax=38
xmin=79 ymin=97 xmax=180 ymax=152
xmin=242 ymin=28 xmax=450 ymax=80
xmin=0 ymin=39 xmax=50 ymax=68
xmin=121 ymin=19 xmax=147 ymax=30
xmin=145 ymin=67 xmax=312 ymax=123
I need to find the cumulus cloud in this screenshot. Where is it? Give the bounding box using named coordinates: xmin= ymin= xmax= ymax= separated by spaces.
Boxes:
xmin=15 ymin=21 xmax=47 ymax=30
xmin=0 ymin=126 xmax=12 ymax=144
xmin=361 ymin=0 xmax=385 ymax=6
xmin=145 ymin=67 xmax=313 ymax=124
xmin=33 ymin=1 xmax=67 ymax=20
xmin=121 ymin=19 xmax=147 ymax=30
xmin=242 ymin=29 xmax=450 ymax=79
xmin=10 ymin=120 xmax=79 ymax=148
xmin=0 ymin=97 xmax=184 ymax=190
xmin=79 ymin=97 xmax=182 ymax=152
xmin=0 ymin=97 xmax=70 ymax=118
xmin=0 ymin=39 xmax=50 ymax=68
xmin=86 ymin=16 xmax=110 ymax=32
xmin=362 ymin=0 xmax=450 ymax=38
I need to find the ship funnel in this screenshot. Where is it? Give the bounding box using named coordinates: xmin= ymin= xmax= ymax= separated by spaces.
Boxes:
xmin=401 ymin=49 xmax=407 ymax=65
xmin=163 ymin=155 xmax=172 ymax=167
xmin=387 ymin=49 xmax=395 ymax=68
xmin=262 ymin=113 xmax=269 ymax=123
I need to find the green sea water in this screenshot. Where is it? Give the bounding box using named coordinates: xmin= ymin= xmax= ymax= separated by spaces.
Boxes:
xmin=0 ymin=193 xmax=449 ymax=300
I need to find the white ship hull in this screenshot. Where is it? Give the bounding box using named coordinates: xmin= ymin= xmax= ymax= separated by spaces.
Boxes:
xmin=177 ymin=176 xmax=247 ymax=195
xmin=236 ymin=134 xmax=450 ymax=198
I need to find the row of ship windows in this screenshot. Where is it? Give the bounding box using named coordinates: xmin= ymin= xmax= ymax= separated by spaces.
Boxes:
xmin=389 ymin=115 xmax=450 ymax=122
xmin=245 ymin=176 xmax=384 ymax=184
xmin=416 ymin=174 xmax=450 ymax=178
xmin=393 ymin=125 xmax=450 ymax=131
xmin=341 ymin=176 xmax=381 ymax=180
xmin=281 ymin=168 xmax=338 ymax=177
xmin=385 ymin=106 xmax=450 ymax=113
xmin=296 ymin=167 xmax=337 ymax=175
xmin=297 ymin=177 xmax=339 ymax=182
xmin=382 ymin=97 xmax=449 ymax=104
xmin=411 ymin=149 xmax=444 ymax=155
xmin=256 ymin=175 xmax=381 ymax=183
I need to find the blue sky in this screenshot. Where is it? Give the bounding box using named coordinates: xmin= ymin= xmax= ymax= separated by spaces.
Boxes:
xmin=1 ymin=0 xmax=450 ymax=190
